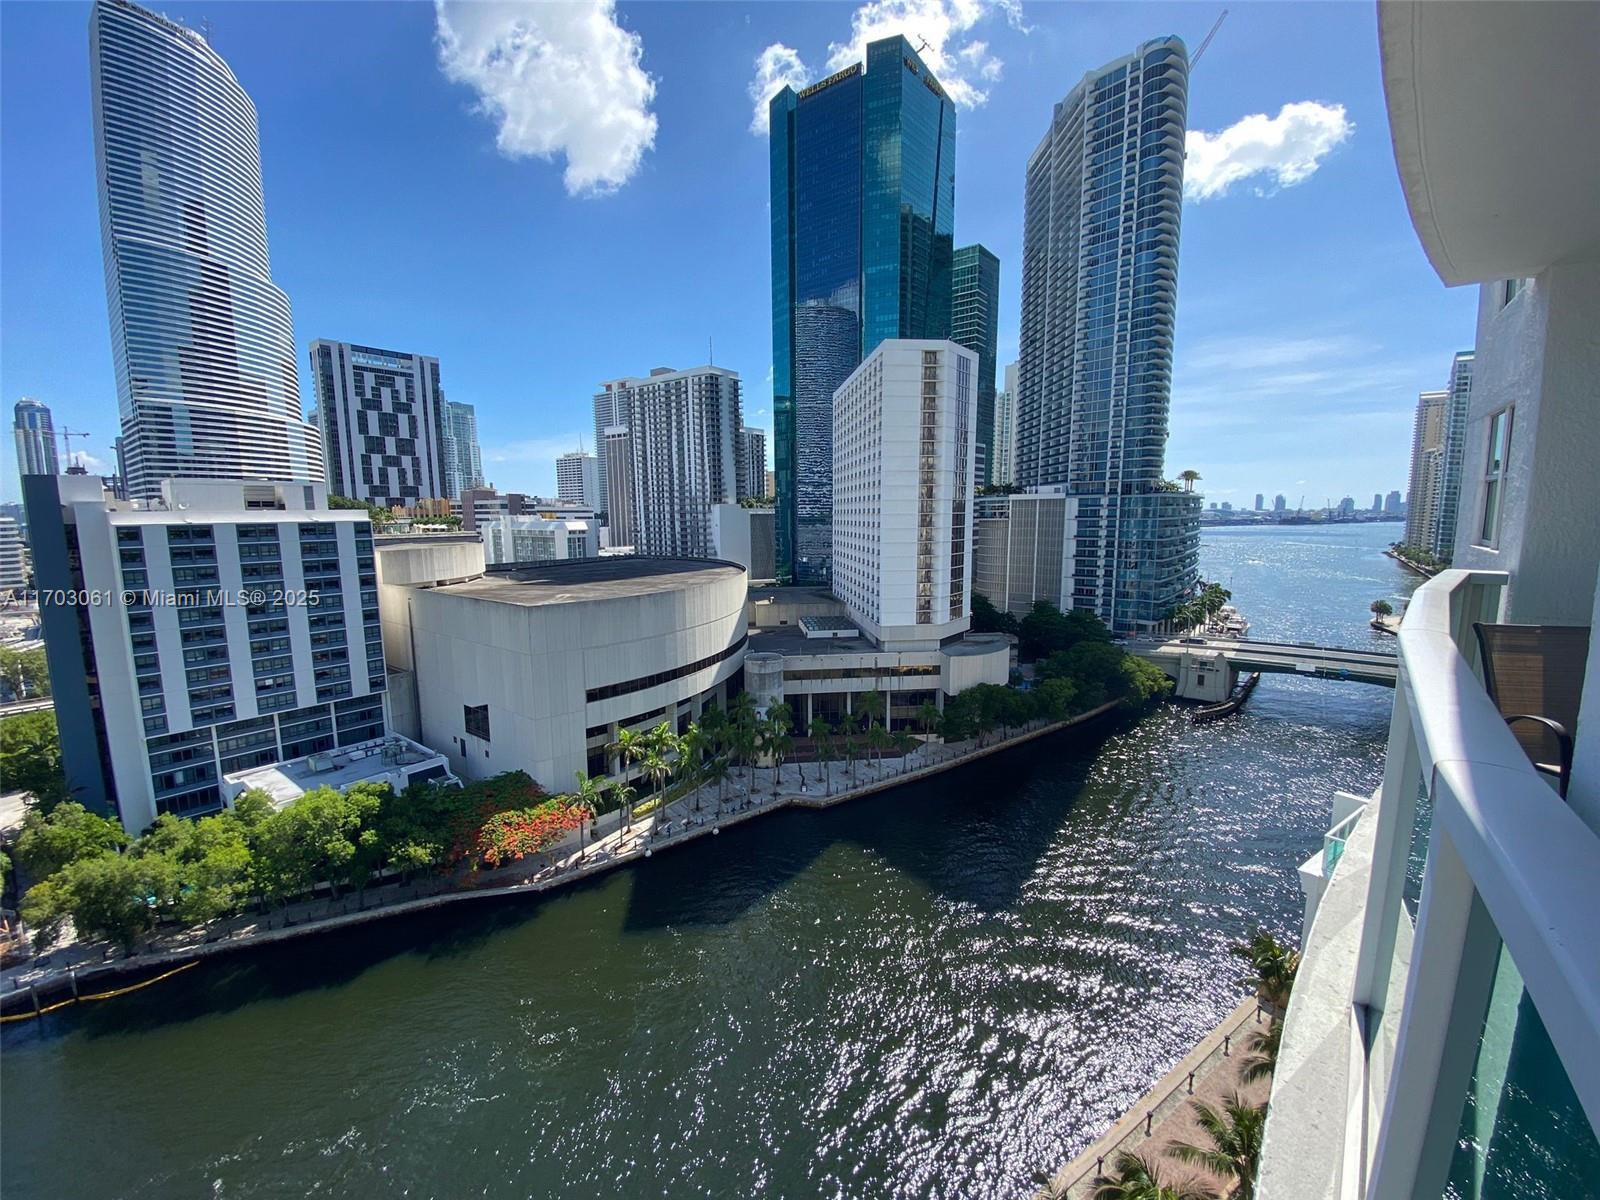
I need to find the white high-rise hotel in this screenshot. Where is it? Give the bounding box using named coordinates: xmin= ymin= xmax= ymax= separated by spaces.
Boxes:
xmin=91 ymin=0 xmax=322 ymax=499
xmin=833 ymin=341 xmax=975 ymax=649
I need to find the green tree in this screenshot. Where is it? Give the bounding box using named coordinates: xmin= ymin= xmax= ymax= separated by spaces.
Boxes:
xmin=1090 ymin=1151 xmax=1208 ymax=1200
xmin=916 ymin=702 xmax=942 ymax=737
xmin=1370 ymin=598 xmax=1395 ymax=617
xmin=807 ymin=717 xmax=832 ymax=784
xmin=1179 ymin=469 xmax=1202 ymax=492
xmin=970 ymin=592 xmax=1019 ymax=636
xmin=701 ymin=755 xmax=729 ymax=809
xmin=0 ymin=709 xmax=72 ymax=811
xmin=1231 ymin=929 xmax=1300 ymax=1009
xmin=866 ymin=721 xmax=891 ymax=769
xmin=573 ymin=771 xmax=605 ymax=852
xmin=1168 ymin=1093 xmax=1266 ymax=1200
xmin=58 ymin=852 xmax=174 ymax=952
xmin=1036 ymin=676 xmax=1080 ymax=721
xmin=891 ymin=729 xmax=917 ymax=772
xmin=0 ymin=646 xmax=51 ymax=699
xmin=13 ymin=800 xmax=128 ymax=879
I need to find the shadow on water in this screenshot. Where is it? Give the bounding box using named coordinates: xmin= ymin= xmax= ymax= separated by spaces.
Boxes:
xmin=4 ymin=711 xmax=1130 ymax=1046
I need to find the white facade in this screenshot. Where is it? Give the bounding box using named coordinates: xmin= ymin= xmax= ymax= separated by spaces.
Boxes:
xmin=480 ymin=514 xmax=597 ymax=566
xmin=972 ymin=488 xmax=1079 ymax=619
xmin=91 ymin=0 xmax=322 ymax=498
xmin=711 ymin=503 xmax=776 ymax=582
xmin=555 ymin=451 xmax=600 ymax=509
xmin=310 ymin=341 xmax=449 ymax=508
xmin=601 ymin=426 xmax=635 ymax=547
xmin=375 ymin=543 xmax=748 ymax=793
xmin=27 ymin=475 xmax=386 ymax=832
xmin=990 ymin=362 xmax=1017 ymax=487
xmin=1403 ymin=387 xmax=1449 ymax=549
xmin=0 ymin=516 xmax=25 ymax=593
xmin=833 ymin=340 xmax=976 ymax=650
xmin=601 ymin=365 xmax=741 ymax=559
xmin=737 ymin=427 xmax=767 ymax=500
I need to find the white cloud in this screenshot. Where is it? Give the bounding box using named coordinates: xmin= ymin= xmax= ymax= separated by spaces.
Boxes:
xmin=748 ymin=44 xmax=810 ymax=134
xmin=1185 ymin=101 xmax=1353 ymax=201
xmin=435 ymin=0 xmax=657 ymax=197
xmin=483 ymin=434 xmax=590 ymax=467
xmin=747 ymin=0 xmax=1024 ymax=136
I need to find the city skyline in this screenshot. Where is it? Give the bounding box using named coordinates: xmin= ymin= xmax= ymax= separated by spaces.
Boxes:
xmin=3 ymin=1 xmax=1475 ymax=504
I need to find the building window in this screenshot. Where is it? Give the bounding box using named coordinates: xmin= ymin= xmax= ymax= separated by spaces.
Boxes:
xmin=1502 ymin=278 xmax=1527 ymax=308
xmin=1477 ymin=407 xmax=1514 ymax=548
xmin=464 ymin=703 xmax=491 ymax=742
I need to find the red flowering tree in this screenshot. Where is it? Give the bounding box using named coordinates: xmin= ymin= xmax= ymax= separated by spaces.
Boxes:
xmin=474 ymin=798 xmax=585 ymax=869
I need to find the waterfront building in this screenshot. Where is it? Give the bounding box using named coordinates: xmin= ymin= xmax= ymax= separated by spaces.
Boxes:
xmin=480 ymin=512 xmax=597 ymax=566
xmin=601 ymin=425 xmax=635 ymax=548
xmin=711 ymin=503 xmax=776 ymax=583
xmin=1258 ymin=6 xmax=1600 ymax=1195
xmin=310 ymin=341 xmax=448 ymax=509
xmin=992 ymin=362 xmax=1018 ymax=488
xmin=832 ymin=340 xmax=975 ymax=649
xmin=1256 ymin=493 xmax=1265 ymax=511
xmin=973 ymin=487 xmax=1076 ymax=619
xmin=20 ymin=474 xmax=441 ymax=833
xmin=737 ymin=427 xmax=768 ymax=500
xmin=1431 ymin=350 xmax=1476 ymax=561
xmin=1337 ymin=496 xmax=1356 ymax=515
xmin=14 ymin=397 xmax=58 ymax=480
xmin=1015 ymin=37 xmax=1201 ymax=632
xmin=555 ymin=451 xmax=600 ymax=510
xmin=91 ymin=0 xmax=321 ymax=499
xmin=600 ymin=366 xmax=741 ymax=559
xmin=1274 ymin=493 xmax=1287 ymax=512
xmin=0 ymin=516 xmax=25 ymax=593
xmin=951 ymin=245 xmax=1000 ymax=486
xmin=1384 ymin=489 xmax=1403 ymax=515
xmin=1404 ymin=387 xmax=1449 ymax=549
xmin=442 ymin=401 xmax=484 ymax=500
xmin=769 ymin=36 xmax=957 ymax=585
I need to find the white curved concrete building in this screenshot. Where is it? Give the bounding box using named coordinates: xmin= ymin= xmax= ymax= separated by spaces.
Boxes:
xmin=376 ymin=537 xmax=748 ymax=790
xmin=91 ymin=0 xmax=321 ymax=498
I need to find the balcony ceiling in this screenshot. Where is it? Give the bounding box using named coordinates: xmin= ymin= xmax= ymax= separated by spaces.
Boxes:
xmin=1379 ymin=1 xmax=1600 ymax=285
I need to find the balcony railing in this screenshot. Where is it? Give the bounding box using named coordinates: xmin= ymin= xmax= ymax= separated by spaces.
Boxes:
xmin=1322 ymin=806 xmax=1362 ymax=878
xmin=1260 ymin=569 xmax=1600 ymax=1198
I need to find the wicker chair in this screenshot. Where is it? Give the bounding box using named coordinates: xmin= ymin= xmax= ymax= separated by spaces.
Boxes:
xmin=1474 ymin=623 xmax=1591 ymax=798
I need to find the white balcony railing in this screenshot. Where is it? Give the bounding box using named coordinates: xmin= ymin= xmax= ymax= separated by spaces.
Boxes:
xmin=1260 ymin=569 xmax=1600 ymax=1199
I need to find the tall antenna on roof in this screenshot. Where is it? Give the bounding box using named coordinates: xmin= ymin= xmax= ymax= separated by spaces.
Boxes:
xmin=708 ymin=335 xmax=714 ymax=366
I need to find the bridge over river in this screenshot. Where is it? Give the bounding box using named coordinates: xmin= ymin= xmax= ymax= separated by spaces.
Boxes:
xmin=1127 ymin=636 xmax=1398 ymax=701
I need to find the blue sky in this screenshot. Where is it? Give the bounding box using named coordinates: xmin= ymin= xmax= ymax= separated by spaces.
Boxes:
xmin=0 ymin=0 xmax=1477 ymax=505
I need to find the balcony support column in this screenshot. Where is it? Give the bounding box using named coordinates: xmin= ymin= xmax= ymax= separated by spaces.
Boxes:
xmin=1367 ymin=826 xmax=1500 ymax=1200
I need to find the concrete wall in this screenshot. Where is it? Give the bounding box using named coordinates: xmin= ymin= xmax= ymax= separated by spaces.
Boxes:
xmin=406 ymin=567 xmax=747 ymax=791
xmin=1452 ymin=263 xmax=1600 ymax=624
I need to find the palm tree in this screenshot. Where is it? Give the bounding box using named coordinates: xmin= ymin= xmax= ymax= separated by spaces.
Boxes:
xmin=1370 ymin=598 xmax=1394 ymax=617
xmin=842 ymin=732 xmax=858 ymax=782
xmin=866 ymin=720 xmax=891 ymax=770
xmin=573 ymin=770 xmax=605 ymax=856
xmin=916 ymin=701 xmax=942 ymax=739
xmin=807 ymin=716 xmax=832 ymax=784
xmin=610 ymin=726 xmax=649 ymax=800
xmin=643 ymin=749 xmax=672 ymax=813
xmin=857 ymin=689 xmax=886 ymax=734
xmin=1239 ymin=1019 xmax=1282 ymax=1084
xmin=892 ymin=729 xmax=917 ymax=772
xmin=1168 ymin=1093 xmax=1266 ymax=1200
xmin=1179 ymin=469 xmax=1202 ymax=493
xmin=701 ymin=756 xmax=730 ymax=810
xmin=1090 ymin=1151 xmax=1209 ymax=1200
xmin=1230 ymin=930 xmax=1300 ymax=1010
xmin=612 ymin=781 xmax=637 ymax=835
xmin=766 ymin=722 xmax=792 ymax=798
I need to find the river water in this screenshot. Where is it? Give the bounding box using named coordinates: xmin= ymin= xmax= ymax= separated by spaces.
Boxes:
xmin=1 ymin=522 xmax=1419 ymax=1200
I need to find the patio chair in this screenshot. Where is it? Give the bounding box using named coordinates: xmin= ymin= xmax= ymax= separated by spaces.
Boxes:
xmin=1474 ymin=623 xmax=1590 ymax=798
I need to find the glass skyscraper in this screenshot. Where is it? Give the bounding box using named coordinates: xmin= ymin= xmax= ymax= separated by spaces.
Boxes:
xmin=770 ymin=37 xmax=957 ymax=585
xmin=1017 ymin=36 xmax=1200 ymax=632
xmin=951 ymin=244 xmax=1000 ymax=486
xmin=91 ymin=0 xmax=321 ymax=498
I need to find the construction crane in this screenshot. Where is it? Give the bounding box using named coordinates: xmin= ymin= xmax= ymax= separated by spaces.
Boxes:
xmin=1191 ymin=9 xmax=1228 ymax=69
xmin=58 ymin=426 xmax=92 ymax=469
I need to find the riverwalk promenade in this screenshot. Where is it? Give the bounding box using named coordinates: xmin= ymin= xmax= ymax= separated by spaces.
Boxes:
xmin=1 ymin=702 xmax=1123 ymax=1014
xmin=1034 ymin=995 xmax=1270 ymax=1199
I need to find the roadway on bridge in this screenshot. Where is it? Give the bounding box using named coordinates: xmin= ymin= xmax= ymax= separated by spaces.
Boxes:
xmin=1128 ymin=635 xmax=1399 ymax=685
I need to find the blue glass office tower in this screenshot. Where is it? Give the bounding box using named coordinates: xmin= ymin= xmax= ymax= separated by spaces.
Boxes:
xmin=951 ymin=244 xmax=1000 ymax=486
xmin=770 ymin=37 xmax=957 ymax=585
xmin=1016 ymin=37 xmax=1200 ymax=632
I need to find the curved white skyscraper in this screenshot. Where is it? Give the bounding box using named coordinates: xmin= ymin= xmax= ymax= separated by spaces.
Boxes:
xmin=90 ymin=0 xmax=321 ymax=498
